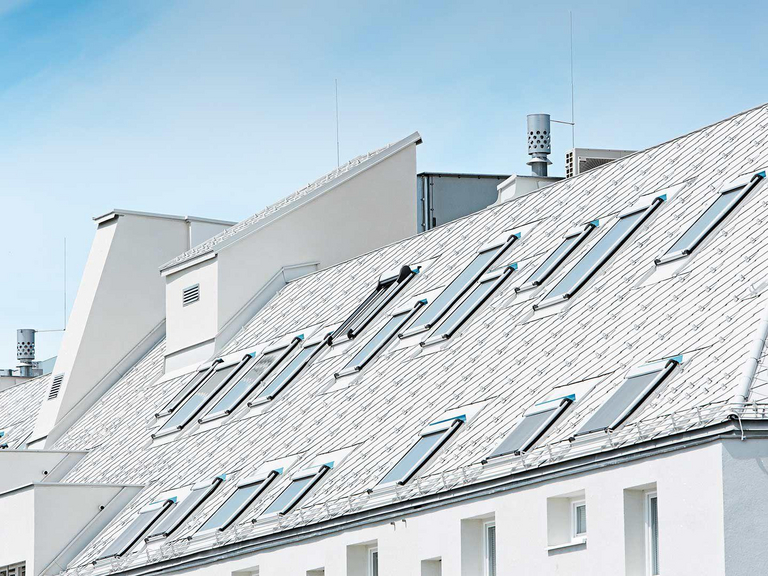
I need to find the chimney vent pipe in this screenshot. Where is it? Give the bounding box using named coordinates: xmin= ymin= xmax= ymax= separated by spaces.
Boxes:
xmin=526 ymin=114 xmax=552 ymax=177
xmin=17 ymin=328 xmax=35 ymax=378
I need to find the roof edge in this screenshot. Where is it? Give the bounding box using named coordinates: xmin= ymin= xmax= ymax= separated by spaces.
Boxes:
xmin=93 ymin=209 xmax=237 ymax=227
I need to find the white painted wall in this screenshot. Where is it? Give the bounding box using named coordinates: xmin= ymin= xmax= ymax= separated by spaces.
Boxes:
xmin=164 ymin=143 xmax=418 ymax=370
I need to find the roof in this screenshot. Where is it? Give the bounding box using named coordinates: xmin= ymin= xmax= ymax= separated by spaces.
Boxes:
xmin=42 ymin=103 xmax=768 ymax=573
xmin=160 ymin=131 xmax=423 ymax=273
xmin=93 ymin=209 xmax=237 ymax=226
xmin=0 ymin=374 xmax=50 ymax=449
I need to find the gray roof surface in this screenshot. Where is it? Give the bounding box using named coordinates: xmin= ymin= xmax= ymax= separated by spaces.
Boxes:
xmin=0 ymin=374 xmax=50 ymax=449
xmin=160 ymin=132 xmax=422 ymax=272
xmin=37 ymin=103 xmax=768 ymax=572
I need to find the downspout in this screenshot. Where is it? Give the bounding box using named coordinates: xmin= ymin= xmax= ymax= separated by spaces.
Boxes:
xmin=730 ymin=296 xmax=768 ymax=408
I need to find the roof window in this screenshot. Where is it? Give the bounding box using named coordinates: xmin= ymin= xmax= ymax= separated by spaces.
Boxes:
xmin=401 ymin=229 xmax=520 ymax=338
xmin=577 ymin=357 xmax=681 ymax=436
xmin=656 ymin=171 xmax=765 ymax=264
xmin=421 ymin=263 xmax=517 ymax=346
xmin=156 ymin=366 xmax=215 ymax=418
xmin=197 ymin=469 xmax=281 ymax=533
xmin=260 ymin=464 xmax=330 ymax=517
xmin=248 ymin=339 xmax=328 ymax=406
xmin=516 ymin=222 xmax=597 ymax=292
xmin=334 ymin=299 xmax=426 ymax=378
xmin=535 ymin=194 xmax=665 ymax=310
xmin=332 ymin=265 xmax=417 ymax=342
xmin=145 ymin=476 xmax=223 ymax=541
xmin=97 ymin=498 xmax=175 ymax=559
xmin=487 ymin=396 xmax=573 ymax=459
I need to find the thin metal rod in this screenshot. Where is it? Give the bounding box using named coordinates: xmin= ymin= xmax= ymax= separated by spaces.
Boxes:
xmin=569 ymin=10 xmax=575 ymax=149
xmin=64 ymin=236 xmax=67 ymax=329
xmin=335 ymin=79 xmax=340 ymax=168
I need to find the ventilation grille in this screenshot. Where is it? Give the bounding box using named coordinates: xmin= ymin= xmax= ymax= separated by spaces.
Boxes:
xmin=48 ymin=373 xmax=64 ymax=400
xmin=0 ymin=563 xmax=26 ymax=576
xmin=183 ymin=284 xmax=200 ymax=306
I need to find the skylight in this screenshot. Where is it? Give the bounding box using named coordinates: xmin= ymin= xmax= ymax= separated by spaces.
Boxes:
xmin=656 ymin=171 xmax=765 ymax=264
xmin=577 ymin=357 xmax=680 ymax=435
xmin=378 ymin=415 xmax=464 ymax=486
xmin=421 ymin=264 xmax=517 ymax=346
xmin=517 ymin=222 xmax=597 ymax=292
xmin=400 ymin=230 xmax=520 ymax=337
xmin=248 ymin=340 xmax=326 ymax=406
xmin=261 ymin=465 xmax=330 ymax=517
xmin=156 ymin=367 xmax=214 ymax=418
xmin=199 ymin=338 xmax=302 ymax=422
xmin=487 ymin=397 xmax=573 ymax=459
xmin=98 ymin=498 xmax=175 ymax=559
xmin=146 ymin=476 xmax=223 ymax=541
xmin=153 ymin=356 xmax=250 ymax=438
xmin=535 ymin=196 xmax=665 ymax=310
xmin=334 ymin=299 xmax=426 ymax=378
xmin=197 ymin=470 xmax=280 ymax=533
xmin=332 ymin=265 xmax=417 ymax=342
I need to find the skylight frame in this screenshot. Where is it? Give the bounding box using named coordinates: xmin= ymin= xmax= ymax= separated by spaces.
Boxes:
xmin=196 ymin=470 xmax=281 ymax=534
xmin=155 ymin=364 xmax=218 ymax=419
xmin=199 ymin=337 xmax=302 ymax=423
xmin=152 ymin=354 xmax=251 ymax=439
xmin=331 ymin=265 xmax=417 ymax=343
xmin=516 ymin=222 xmax=597 ymax=292
xmin=400 ymin=230 xmax=520 ymax=338
xmin=535 ymin=196 xmax=665 ymax=310
xmin=655 ymin=171 xmax=765 ymax=265
xmin=421 ymin=263 xmax=517 ymax=346
xmin=334 ymin=299 xmax=426 ymax=378
xmin=97 ymin=498 xmax=176 ymax=560
xmin=576 ymin=357 xmax=680 ymax=436
xmin=145 ymin=476 xmax=224 ymax=542
xmin=259 ymin=465 xmax=331 ymax=517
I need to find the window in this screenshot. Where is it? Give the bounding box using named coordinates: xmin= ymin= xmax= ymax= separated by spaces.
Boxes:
xmin=577 ymin=357 xmax=680 ymax=435
xmin=517 ymin=222 xmax=597 ymax=291
xmin=153 ymin=356 xmax=250 ymax=438
xmin=535 ymin=196 xmax=665 ymax=309
xmin=647 ymin=492 xmax=659 ymax=575
xmin=197 ymin=470 xmax=280 ymax=533
xmin=422 ymin=264 xmax=516 ymax=346
xmin=156 ymin=366 xmax=215 ymax=418
xmin=261 ymin=465 xmax=330 ymax=516
xmin=332 ymin=265 xmax=417 ymax=342
xmin=249 ymin=341 xmax=325 ymax=406
xmin=200 ymin=338 xmax=301 ymax=422
xmin=572 ymin=500 xmax=587 ymax=538
xmin=335 ymin=300 xmax=426 ymax=378
xmin=656 ymin=171 xmax=765 ymax=264
xmin=484 ymin=522 xmax=497 ymax=576
xmin=487 ymin=396 xmax=573 ymax=459
xmin=378 ymin=416 xmax=463 ymax=486
xmin=145 ymin=476 xmax=223 ymax=541
xmin=368 ymin=547 xmax=379 ymax=576
xmin=98 ymin=498 xmax=175 ymax=559
xmin=401 ymin=230 xmax=520 ymax=337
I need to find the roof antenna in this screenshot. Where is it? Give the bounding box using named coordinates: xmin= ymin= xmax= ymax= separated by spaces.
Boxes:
xmin=569 ymin=10 xmax=575 ymax=149
xmin=335 ymin=79 xmax=340 ymax=168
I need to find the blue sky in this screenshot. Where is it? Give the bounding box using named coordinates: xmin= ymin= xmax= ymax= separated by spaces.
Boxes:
xmin=1 ymin=0 xmax=766 ymax=368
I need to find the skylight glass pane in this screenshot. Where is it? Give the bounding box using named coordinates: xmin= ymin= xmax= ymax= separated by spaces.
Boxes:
xmin=160 ymin=370 xmax=209 ymax=415
xmin=526 ymin=233 xmax=583 ymax=286
xmin=333 ymin=286 xmax=385 ymax=340
xmin=206 ymin=352 xmax=281 ymax=416
xmin=578 ymin=371 xmax=659 ymax=434
xmin=378 ymin=431 xmax=445 ymax=485
xmin=256 ymin=343 xmax=320 ymax=400
xmin=489 ymin=405 xmax=560 ymax=458
xmin=158 ymin=364 xmax=238 ymax=434
xmin=547 ymin=210 xmax=645 ymax=301
xmin=262 ymin=475 xmax=315 ymax=516
xmin=148 ymin=482 xmax=218 ymax=539
xmin=340 ymin=312 xmax=408 ymax=373
xmin=408 ymin=248 xmax=501 ymax=332
xmin=347 ymin=281 xmax=399 ymax=336
xmin=430 ymin=277 xmax=500 ymax=340
xmin=99 ymin=504 xmax=171 ymax=559
xmin=198 ymin=480 xmax=264 ymax=532
xmin=664 ymin=189 xmax=741 ymax=256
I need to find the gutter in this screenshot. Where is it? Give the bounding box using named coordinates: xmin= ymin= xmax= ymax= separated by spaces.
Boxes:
xmin=105 ymin=419 xmax=758 ymax=576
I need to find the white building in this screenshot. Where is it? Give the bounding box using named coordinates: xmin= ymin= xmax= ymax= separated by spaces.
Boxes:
xmin=2 ymin=104 xmax=768 ymax=576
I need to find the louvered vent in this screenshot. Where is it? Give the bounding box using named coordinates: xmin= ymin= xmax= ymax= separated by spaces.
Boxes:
xmin=48 ymin=373 xmax=64 ymax=400
xmin=182 ymin=284 xmax=200 ymax=306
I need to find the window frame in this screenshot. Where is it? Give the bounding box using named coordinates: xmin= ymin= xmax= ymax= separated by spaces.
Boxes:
xmin=646 ymin=491 xmax=660 ymax=576
xmin=656 ymin=171 xmax=765 ymax=265
xmin=368 ymin=546 xmax=379 ymax=576
xmin=332 ymin=265 xmax=417 ymax=343
xmin=259 ymin=464 xmax=331 ymax=518
xmin=97 ymin=498 xmax=176 ymax=560
xmin=145 ymin=476 xmax=224 ymax=542
xmin=155 ymin=363 xmax=218 ymax=419
xmin=421 ymin=264 xmax=517 ymax=346
xmin=517 ymin=221 xmax=597 ymax=292
xmin=535 ymin=195 xmax=665 ymax=310
xmin=334 ymin=299 xmax=426 ymax=379
xmin=483 ymin=521 xmax=496 ymax=576
xmin=571 ymin=500 xmax=587 ymax=539
xmin=400 ymin=230 xmax=520 ymax=338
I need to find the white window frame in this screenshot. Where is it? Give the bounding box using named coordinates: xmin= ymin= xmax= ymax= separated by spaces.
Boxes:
xmin=646 ymin=491 xmax=659 ymax=576
xmin=367 ymin=546 xmax=379 ymax=576
xmin=483 ymin=521 xmax=496 ymax=576
xmin=571 ymin=499 xmax=587 ymax=540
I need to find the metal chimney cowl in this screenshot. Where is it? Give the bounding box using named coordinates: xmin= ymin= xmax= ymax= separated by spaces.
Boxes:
xmin=527 ymin=114 xmax=552 ymax=177
xmin=17 ymin=328 xmax=35 ymax=377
